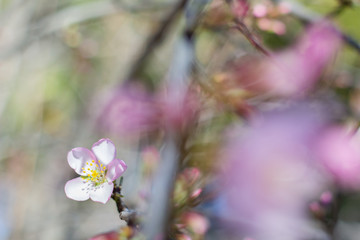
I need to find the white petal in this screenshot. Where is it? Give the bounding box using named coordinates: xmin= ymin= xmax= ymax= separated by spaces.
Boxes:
xmin=92 ymin=139 xmax=116 ymax=165
xmin=89 ymin=182 xmax=114 ymax=204
xmin=67 ymin=147 xmax=97 ymax=176
xmin=106 ymin=159 xmax=127 ymax=181
xmin=64 ymin=177 xmax=90 ymax=201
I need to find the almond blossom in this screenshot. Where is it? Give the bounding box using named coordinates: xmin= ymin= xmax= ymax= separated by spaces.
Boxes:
xmin=65 ymin=138 xmax=127 ymax=204
xmin=315 ymin=126 xmax=360 ymax=190
xmin=230 ymin=21 xmax=341 ymax=97
xmin=220 ymin=106 xmax=329 ymax=239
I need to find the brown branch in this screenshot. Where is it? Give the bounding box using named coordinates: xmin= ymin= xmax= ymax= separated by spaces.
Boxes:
xmin=231 ymin=19 xmax=271 ymax=56
xmin=111 ymin=178 xmax=139 ymax=227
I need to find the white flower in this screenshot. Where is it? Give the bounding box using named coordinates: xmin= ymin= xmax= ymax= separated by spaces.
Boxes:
xmin=64 ymin=138 xmax=127 ymax=204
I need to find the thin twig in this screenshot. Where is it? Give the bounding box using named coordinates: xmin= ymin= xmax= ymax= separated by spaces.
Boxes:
xmin=231 ymin=20 xmax=271 ymax=56
xmin=282 ymin=0 xmax=360 ymax=54
xmin=125 ymin=0 xmax=189 ymax=82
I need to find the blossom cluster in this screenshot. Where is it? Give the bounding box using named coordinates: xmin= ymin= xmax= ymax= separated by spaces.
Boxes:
xmin=62 ymin=0 xmax=360 ymax=239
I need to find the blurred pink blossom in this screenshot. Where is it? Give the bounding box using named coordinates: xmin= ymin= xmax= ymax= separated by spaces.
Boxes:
xmin=232 ymin=0 xmax=250 ymax=19
xmin=158 ymin=88 xmax=200 ymax=131
xmin=233 ymin=21 xmax=341 ymax=97
xmin=142 ymin=146 xmax=160 ymax=176
xmin=257 ymin=19 xmax=286 ymax=35
xmin=277 ymin=2 xmax=291 ymax=14
xmin=176 ymin=234 xmax=192 ymax=240
xmin=65 ymin=138 xmax=127 ymax=204
xmin=315 ymin=126 xmax=360 ymax=190
xmin=309 ymin=201 xmax=324 ymax=217
xmin=180 ymin=167 xmax=201 ymax=185
xmin=253 ymin=4 xmax=268 ymax=18
xmin=99 ymin=84 xmax=200 ymax=136
xmin=99 ymin=84 xmax=161 ymax=137
xmin=220 ymin=107 xmax=328 ymax=239
xmin=89 ymin=231 xmax=118 ymax=240
xmin=182 ymin=211 xmax=209 ymax=235
xmin=191 ymin=188 xmax=202 ymax=198
xmin=320 ymin=191 xmax=333 ymax=204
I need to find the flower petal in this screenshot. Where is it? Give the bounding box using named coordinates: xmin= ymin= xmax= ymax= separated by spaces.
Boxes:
xmin=106 ymin=159 xmax=127 ymax=181
xmin=92 ymin=139 xmax=116 ymax=165
xmin=64 ymin=177 xmax=90 ymax=201
xmin=68 ymin=147 xmax=97 ymax=175
xmin=89 ymin=182 xmax=114 ymax=204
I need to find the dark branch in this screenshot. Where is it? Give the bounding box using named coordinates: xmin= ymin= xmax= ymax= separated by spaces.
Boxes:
xmin=111 ymin=177 xmax=139 ymax=227
xmin=232 ymin=20 xmax=271 ymax=56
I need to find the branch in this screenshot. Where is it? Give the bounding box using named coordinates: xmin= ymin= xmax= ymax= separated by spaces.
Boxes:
xmin=282 ymin=0 xmax=360 ymax=54
xmin=231 ymin=19 xmax=271 ymax=56
xmin=0 ymin=0 xmax=120 ymax=59
xmin=112 ymin=0 xmax=174 ymax=13
xmin=143 ymin=1 xmax=209 ymax=238
xmin=143 ymin=135 xmax=181 ymax=239
xmin=111 ymin=177 xmax=139 ymax=227
xmin=125 ymin=0 xmax=189 ymax=82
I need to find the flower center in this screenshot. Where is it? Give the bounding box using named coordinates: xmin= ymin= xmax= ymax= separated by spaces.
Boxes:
xmin=81 ymin=160 xmax=107 ymax=187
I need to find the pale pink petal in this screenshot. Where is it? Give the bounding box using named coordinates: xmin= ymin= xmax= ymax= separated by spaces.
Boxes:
xmin=92 ymin=139 xmax=116 ymax=165
xmin=89 ymin=182 xmax=114 ymax=204
xmin=106 ymin=159 xmax=127 ymax=182
xmin=64 ymin=177 xmax=90 ymax=201
xmin=67 ymin=147 xmax=97 ymax=175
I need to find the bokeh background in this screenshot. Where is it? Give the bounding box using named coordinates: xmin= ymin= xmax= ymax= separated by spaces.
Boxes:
xmin=0 ymin=0 xmax=360 ymax=239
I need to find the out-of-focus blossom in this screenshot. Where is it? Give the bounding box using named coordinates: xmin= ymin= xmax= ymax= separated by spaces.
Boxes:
xmin=252 ymin=1 xmax=290 ymax=35
xmin=174 ymin=168 xmax=203 ymax=207
xmin=320 ymin=191 xmax=333 ymax=204
xmin=159 ymin=88 xmax=201 ymax=131
xmin=253 ymin=4 xmax=268 ymax=18
xmin=315 ymin=126 xmax=360 ymax=190
xmin=99 ymin=83 xmax=200 ymax=137
xmin=231 ymin=21 xmax=341 ymax=97
xmin=182 ymin=211 xmax=210 ymax=235
xmin=257 ymin=18 xmax=286 ymax=35
xmin=220 ymin=107 xmax=328 ymax=239
xmin=252 ymin=1 xmax=290 ymax=18
xmin=89 ymin=231 xmax=119 ymax=240
xmin=179 ymin=167 xmax=201 ymax=185
xmin=99 ymin=84 xmax=160 ymax=137
xmin=65 ymin=139 xmax=127 ymax=204
xmin=309 ymin=201 xmax=325 ymax=218
xmin=191 ymin=188 xmax=202 ymax=199
xmin=142 ymin=146 xmax=160 ymax=178
xmin=176 ymin=234 xmax=192 ymax=240
xmin=232 ymin=0 xmax=250 ymax=19
xmin=277 ymin=2 xmax=291 ymax=14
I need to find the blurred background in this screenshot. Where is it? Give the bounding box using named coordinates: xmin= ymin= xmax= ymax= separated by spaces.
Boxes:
xmin=0 ymin=0 xmax=360 ymax=240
